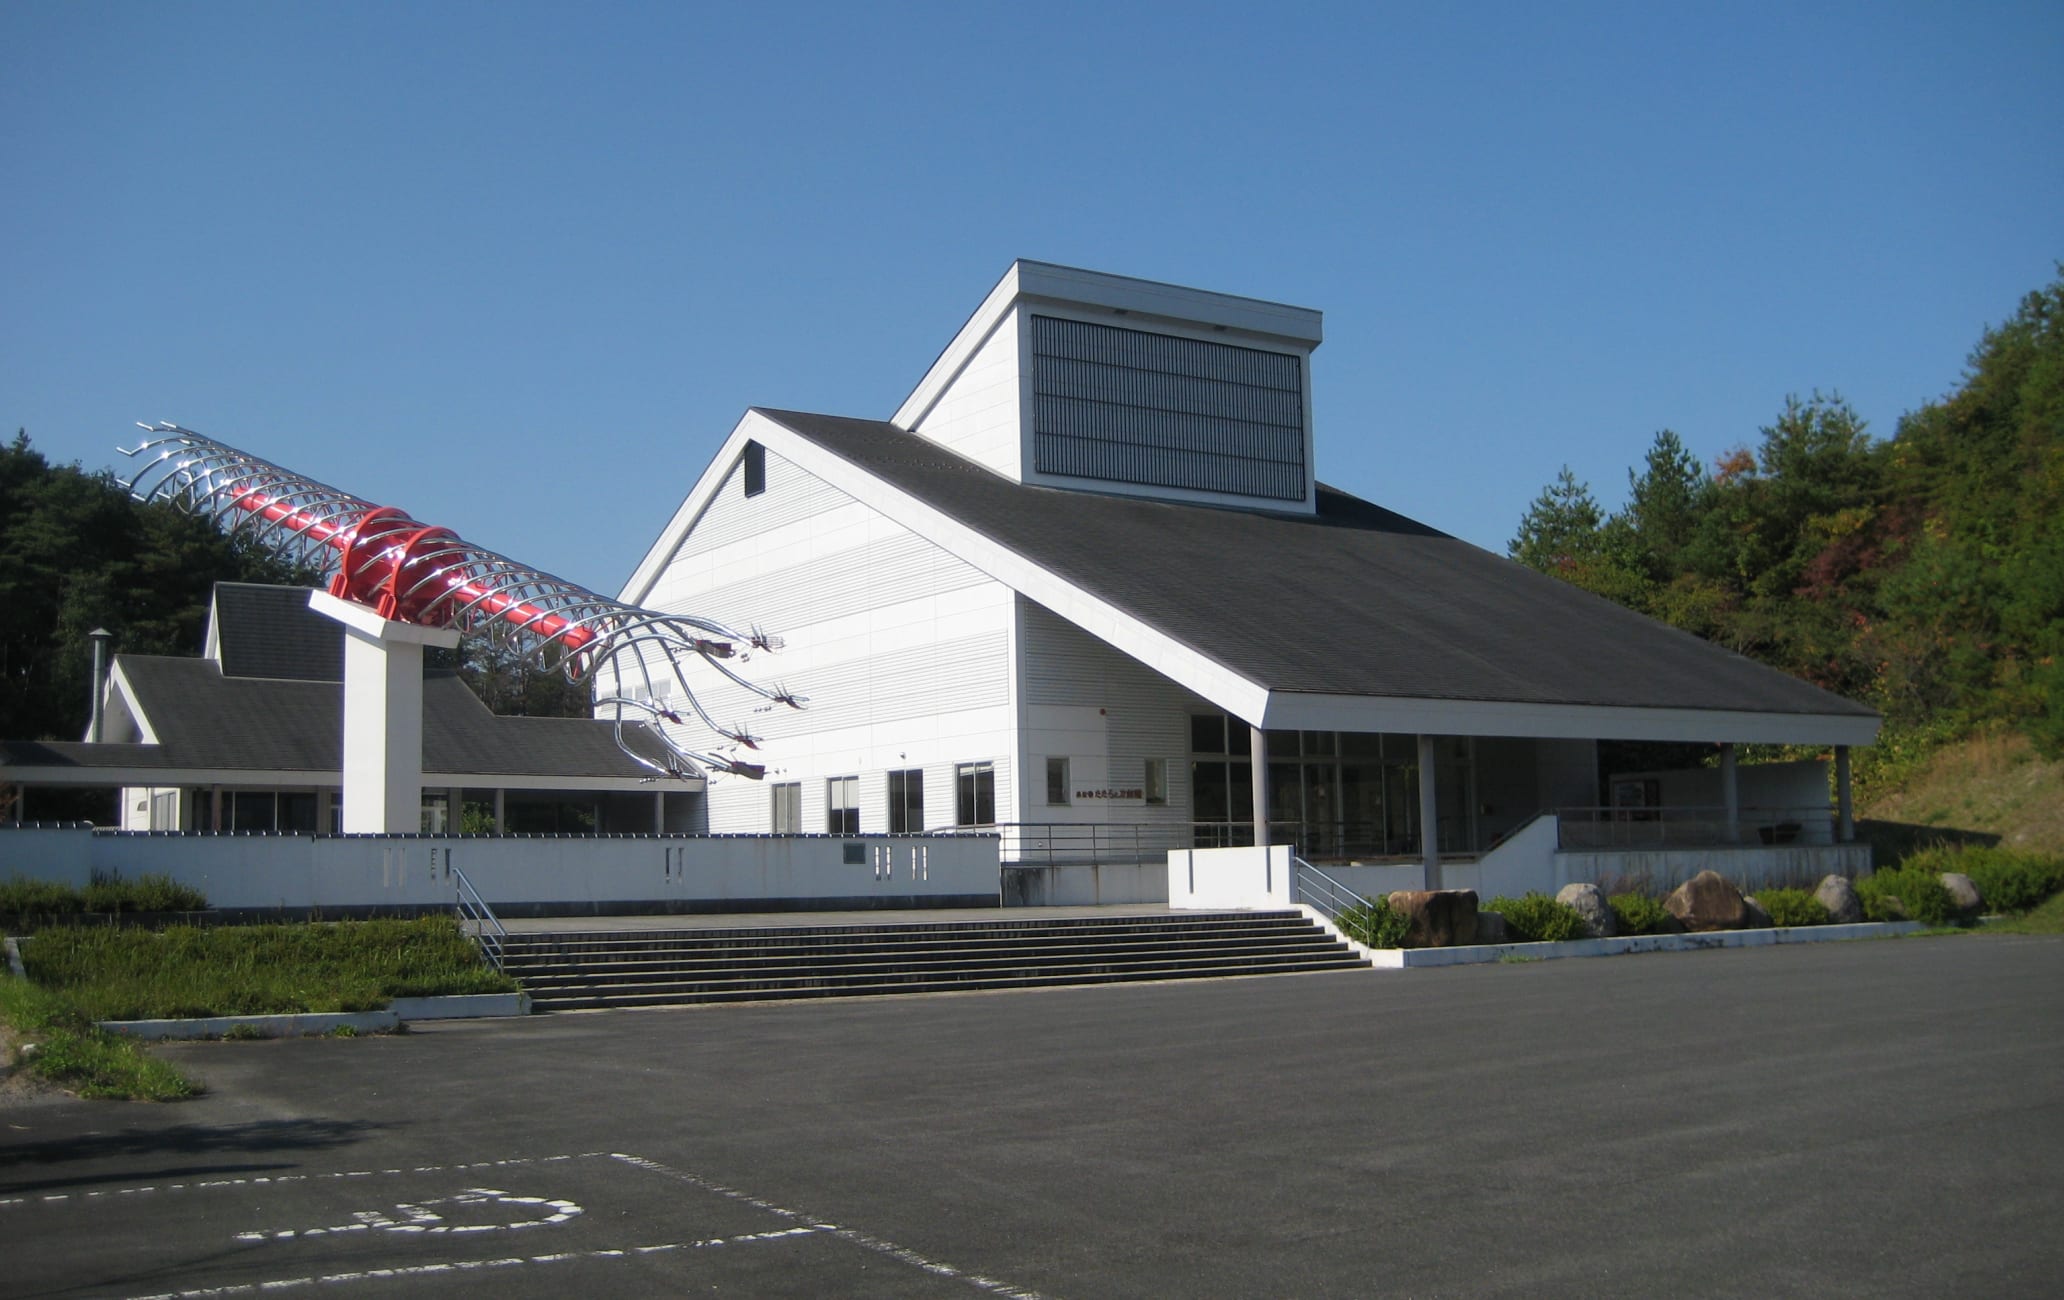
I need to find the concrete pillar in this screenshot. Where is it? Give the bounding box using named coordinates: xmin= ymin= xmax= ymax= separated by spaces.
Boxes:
xmin=493 ymin=788 xmax=506 ymax=834
xmin=310 ymin=591 xmax=461 ymax=835
xmin=1417 ymin=734 xmax=1440 ymax=891
xmin=1835 ymin=745 xmax=1854 ymax=843
xmin=209 ymin=785 xmax=222 ymax=832
xmin=1249 ymin=723 xmax=1270 ymax=848
xmin=1720 ymin=743 xmax=1740 ymax=843
xmin=653 ymin=789 xmax=666 ymax=834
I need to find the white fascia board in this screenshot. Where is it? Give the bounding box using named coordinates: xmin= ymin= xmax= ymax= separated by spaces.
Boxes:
xmin=1263 ymin=693 xmax=1883 ymax=747
xmin=617 ymin=417 xmax=760 ymax=607
xmin=0 ymin=765 xmax=341 ymax=788
xmin=892 ymin=260 xmax=1326 ymax=433
xmin=750 ymin=413 xmax=1274 ymax=724
xmin=106 ymin=662 xmax=158 ymax=745
xmin=0 ymin=763 xmax=699 ymax=794
xmin=1012 ymin=261 xmax=1323 ymax=347
xmin=424 ymin=773 xmax=705 ymax=793
xmin=893 ymin=263 xmax=1025 ymax=432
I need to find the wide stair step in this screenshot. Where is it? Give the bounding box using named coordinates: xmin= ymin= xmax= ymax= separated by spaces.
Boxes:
xmin=503 ymin=910 xmax=1368 ymax=1010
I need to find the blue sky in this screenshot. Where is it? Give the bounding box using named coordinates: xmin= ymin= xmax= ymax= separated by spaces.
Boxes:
xmin=5 ymin=2 xmax=2059 ymax=595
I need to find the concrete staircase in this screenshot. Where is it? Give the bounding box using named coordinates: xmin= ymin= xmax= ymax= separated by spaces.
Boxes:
xmin=503 ymin=910 xmax=1367 ymax=1011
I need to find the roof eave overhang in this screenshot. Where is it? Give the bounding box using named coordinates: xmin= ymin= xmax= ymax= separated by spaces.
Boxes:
xmin=749 ymin=412 xmax=1885 ymax=749
xmin=1262 ymin=693 xmax=1882 ymax=747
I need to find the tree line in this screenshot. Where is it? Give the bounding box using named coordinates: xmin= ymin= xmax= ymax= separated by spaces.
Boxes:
xmin=0 ymin=433 xmax=587 ymax=747
xmin=1508 ymin=269 xmax=2063 ymax=759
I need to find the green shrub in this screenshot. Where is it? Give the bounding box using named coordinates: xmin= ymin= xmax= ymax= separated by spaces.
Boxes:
xmin=1856 ymin=868 xmax=1958 ymax=927
xmin=1336 ymin=897 xmax=1411 ymax=948
xmin=1754 ymin=888 xmax=1831 ymax=928
xmin=1486 ymin=893 xmax=1588 ymax=943
xmin=1902 ymin=845 xmax=2064 ymax=914
xmin=1607 ymin=893 xmax=1675 ymax=936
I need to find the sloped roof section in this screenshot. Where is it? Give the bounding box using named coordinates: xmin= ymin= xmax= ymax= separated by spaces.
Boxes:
xmin=10 ymin=656 xmax=671 ymax=781
xmin=211 ymin=583 xmax=345 ymax=681
xmin=756 ymin=409 xmax=1877 ymax=723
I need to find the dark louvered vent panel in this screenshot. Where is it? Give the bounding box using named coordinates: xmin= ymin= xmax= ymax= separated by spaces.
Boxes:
xmin=1030 ymin=316 xmax=1306 ymax=502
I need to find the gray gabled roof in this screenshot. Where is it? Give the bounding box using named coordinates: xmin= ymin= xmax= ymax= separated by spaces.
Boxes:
xmin=211 ymin=582 xmax=345 ymax=680
xmin=5 ymin=642 xmax=671 ymax=783
xmin=755 ymin=409 xmax=1876 ymax=723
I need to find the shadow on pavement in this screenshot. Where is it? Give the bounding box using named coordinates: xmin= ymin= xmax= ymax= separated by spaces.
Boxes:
xmin=0 ymin=1117 xmax=387 ymax=1191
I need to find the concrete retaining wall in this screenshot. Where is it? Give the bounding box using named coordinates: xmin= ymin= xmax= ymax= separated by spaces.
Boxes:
xmin=0 ymin=826 xmax=1000 ymax=914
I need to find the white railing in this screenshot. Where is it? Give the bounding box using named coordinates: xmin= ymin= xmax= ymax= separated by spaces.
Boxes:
xmin=452 ymin=866 xmax=508 ymax=974
xmin=1557 ymin=805 xmax=1836 ymax=851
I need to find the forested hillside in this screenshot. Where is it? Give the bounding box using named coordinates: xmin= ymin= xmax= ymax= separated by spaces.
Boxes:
xmin=0 ymin=434 xmax=311 ymax=743
xmin=0 ymin=433 xmax=590 ymax=745
xmin=1509 ymin=269 xmax=2063 ymax=772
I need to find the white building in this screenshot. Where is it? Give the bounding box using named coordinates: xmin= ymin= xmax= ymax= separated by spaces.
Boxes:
xmin=613 ymin=261 xmax=1879 ymax=899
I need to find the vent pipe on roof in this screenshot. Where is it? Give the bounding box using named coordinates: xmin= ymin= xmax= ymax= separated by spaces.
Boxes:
xmin=87 ymin=627 xmax=113 ymax=743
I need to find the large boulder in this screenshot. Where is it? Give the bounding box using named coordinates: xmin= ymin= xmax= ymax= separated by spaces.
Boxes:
xmin=1555 ymin=882 xmax=1618 ymax=939
xmin=1741 ymin=895 xmax=1774 ymax=930
xmin=1475 ymin=910 xmax=1509 ymax=943
xmin=1385 ymin=889 xmax=1480 ymax=948
xmin=1940 ymin=872 xmax=1984 ymax=920
xmin=1664 ymin=869 xmax=1750 ymax=932
xmin=1815 ymin=875 xmax=1864 ymax=924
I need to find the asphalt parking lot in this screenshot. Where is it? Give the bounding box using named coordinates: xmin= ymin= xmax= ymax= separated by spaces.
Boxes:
xmin=5 ymin=933 xmax=2062 ymax=1298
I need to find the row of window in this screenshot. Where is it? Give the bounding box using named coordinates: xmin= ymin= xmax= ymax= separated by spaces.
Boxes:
xmin=772 ymin=762 xmax=997 ymax=835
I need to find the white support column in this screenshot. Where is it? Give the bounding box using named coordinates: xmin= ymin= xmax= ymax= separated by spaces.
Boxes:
xmin=1720 ymin=743 xmax=1740 ymax=843
xmin=310 ymin=591 xmax=461 ymax=835
xmin=1249 ymin=722 xmax=1270 ymax=848
xmin=653 ymin=790 xmax=666 ymax=834
xmin=1835 ymin=745 xmax=1854 ymax=843
xmin=1418 ymin=734 xmax=1441 ymax=891
xmin=493 ymin=787 xmax=506 ymax=835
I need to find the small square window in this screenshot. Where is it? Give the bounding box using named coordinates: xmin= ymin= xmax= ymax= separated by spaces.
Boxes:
xmin=1046 ymin=757 xmax=1070 ymax=805
xmin=1143 ymin=758 xmax=1167 ymax=806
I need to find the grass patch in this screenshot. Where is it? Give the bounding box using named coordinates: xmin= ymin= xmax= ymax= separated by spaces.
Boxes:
xmin=0 ymin=975 xmax=199 ymax=1101
xmin=20 ymin=917 xmax=514 ymax=1021
xmin=1898 ymin=844 xmax=2064 ymax=913
xmin=1856 ymin=868 xmax=1959 ymax=926
xmin=1982 ymin=892 xmax=2064 ymax=936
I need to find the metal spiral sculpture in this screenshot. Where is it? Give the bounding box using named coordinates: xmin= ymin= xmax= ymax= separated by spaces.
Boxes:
xmin=121 ymin=423 xmax=801 ymax=781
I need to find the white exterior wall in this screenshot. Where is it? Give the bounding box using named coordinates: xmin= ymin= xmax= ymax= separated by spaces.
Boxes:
xmin=1016 ymin=598 xmax=1209 ymax=833
xmin=622 ymin=447 xmax=1019 ymax=835
xmin=0 ymin=827 xmax=999 ymax=912
xmin=907 ymin=304 xmax=1024 ymax=481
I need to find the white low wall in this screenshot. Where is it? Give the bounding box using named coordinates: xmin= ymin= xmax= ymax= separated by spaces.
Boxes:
xmin=1554 ymin=844 xmax=1874 ymax=894
xmin=1003 ymin=862 xmax=1166 ymax=906
xmin=0 ymin=827 xmax=1000 ymax=914
xmin=1166 ymin=845 xmax=1295 ymax=909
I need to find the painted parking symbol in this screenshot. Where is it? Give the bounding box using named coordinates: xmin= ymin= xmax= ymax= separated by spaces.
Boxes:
xmin=234 ymin=1187 xmax=582 ymax=1243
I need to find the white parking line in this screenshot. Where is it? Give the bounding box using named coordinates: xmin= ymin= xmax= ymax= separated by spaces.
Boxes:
xmin=0 ymin=1153 xmax=601 ymax=1209
xmin=12 ymin=1149 xmax=1047 ymax=1299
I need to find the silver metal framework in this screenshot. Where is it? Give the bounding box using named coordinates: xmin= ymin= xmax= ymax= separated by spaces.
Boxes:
xmin=122 ymin=423 xmax=801 ymax=781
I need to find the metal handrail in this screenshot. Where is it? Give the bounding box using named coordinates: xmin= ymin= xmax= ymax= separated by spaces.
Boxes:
xmin=452 ymin=865 xmax=508 ymax=974
xmin=1556 ymin=804 xmax=1836 ymax=851
xmin=1291 ymin=857 xmax=1367 ymax=928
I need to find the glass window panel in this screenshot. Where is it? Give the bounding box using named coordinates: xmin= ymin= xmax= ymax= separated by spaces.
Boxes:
xmin=1189 ymin=714 xmax=1226 ymax=755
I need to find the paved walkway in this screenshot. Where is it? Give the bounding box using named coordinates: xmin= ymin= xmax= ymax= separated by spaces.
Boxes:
xmin=497 ymin=902 xmax=1194 ymax=934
